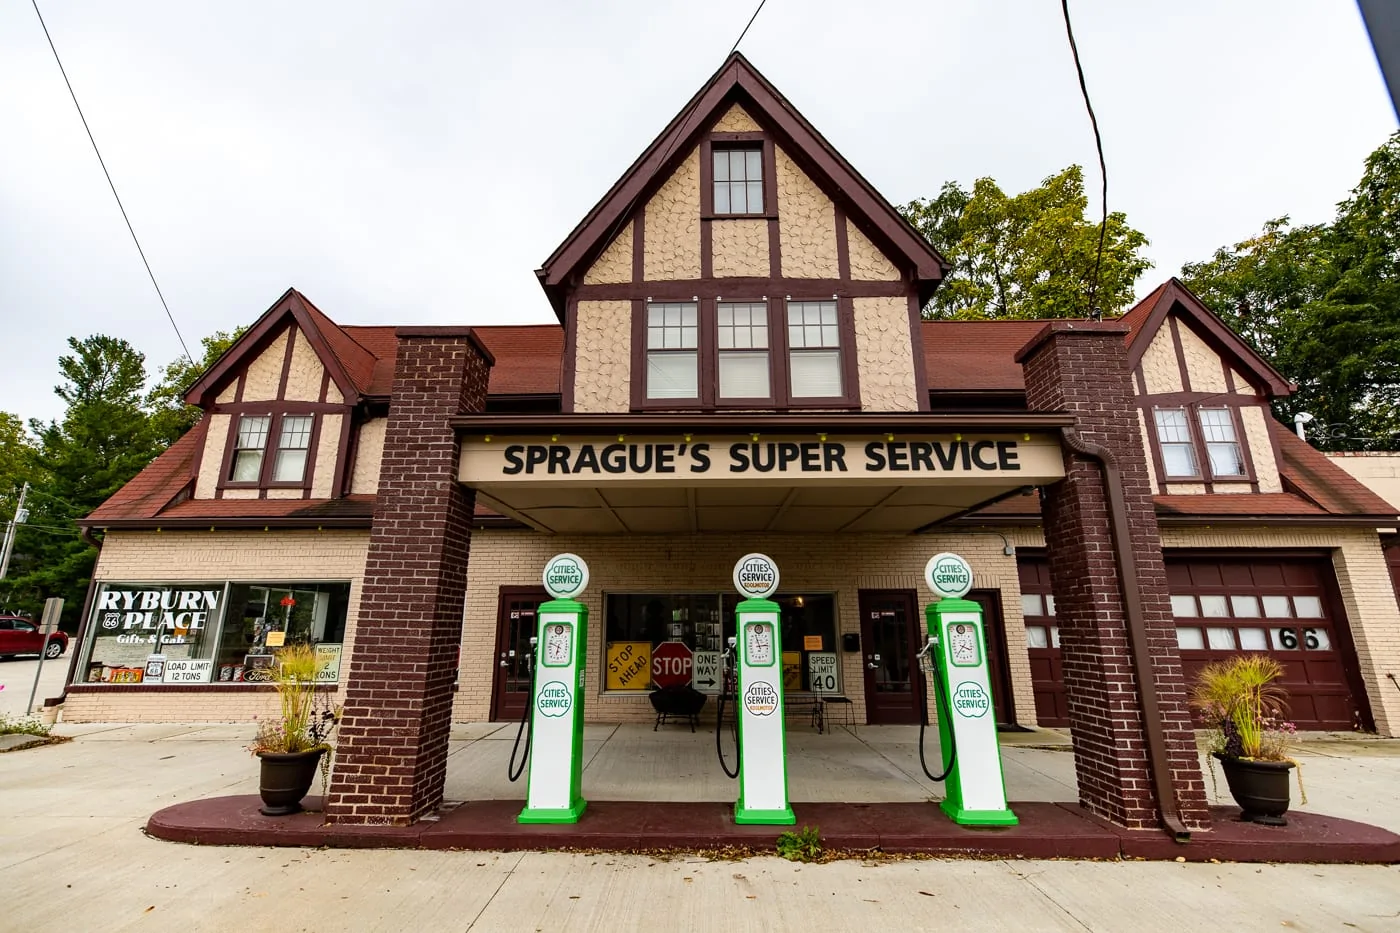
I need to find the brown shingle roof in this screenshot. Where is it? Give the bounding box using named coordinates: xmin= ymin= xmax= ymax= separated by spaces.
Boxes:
xmin=923 ymin=320 xmax=1047 ymax=391
xmin=1270 ymin=420 xmax=1399 ymax=516
xmin=84 ymin=420 xmax=205 ymax=522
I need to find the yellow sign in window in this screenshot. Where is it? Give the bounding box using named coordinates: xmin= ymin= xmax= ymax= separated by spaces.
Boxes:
xmin=605 ymin=641 xmax=651 ymax=691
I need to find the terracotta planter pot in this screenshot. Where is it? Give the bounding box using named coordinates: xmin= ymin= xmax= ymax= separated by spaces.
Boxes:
xmin=1214 ymin=752 xmax=1295 ymax=826
xmin=257 ymin=748 xmax=326 ymax=816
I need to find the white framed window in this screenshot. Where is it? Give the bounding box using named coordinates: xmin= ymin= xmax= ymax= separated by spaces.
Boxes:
xmin=787 ymin=300 xmax=842 ymax=398
xmin=1198 ymin=407 xmax=1246 ymax=477
xmin=1153 ymin=408 xmax=1199 ymax=477
xmin=272 ymin=416 xmax=314 ymax=483
xmin=230 ymin=415 xmax=271 ymax=482
xmin=646 ymin=302 xmax=699 ymax=400
xmin=717 ymin=302 xmax=770 ymax=399
xmin=713 ymin=147 xmax=764 ymax=215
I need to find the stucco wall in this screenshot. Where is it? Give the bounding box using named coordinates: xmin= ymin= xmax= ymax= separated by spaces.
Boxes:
xmin=455 ymin=530 xmax=1037 ymax=727
xmin=1239 ymin=405 xmax=1282 ymax=493
xmin=852 ymin=297 xmax=918 ymax=411
xmin=712 ymin=103 xmax=760 ymax=132
xmin=1165 ymin=483 xmax=1208 ymax=495
xmin=283 ymin=328 xmax=325 ymax=401
xmin=350 ymin=417 xmax=386 ymax=495
xmin=242 ymin=328 xmax=290 ymax=401
xmin=1138 ymin=326 xmax=1183 ymax=395
xmin=1176 ymin=323 xmax=1227 ymax=393
xmin=1137 ymin=409 xmax=1160 ymax=494
xmin=1159 ymin=525 xmax=1400 ymax=736
xmin=711 ymin=218 xmax=769 ymax=277
xmin=215 ymin=381 xmax=238 ymax=404
xmin=195 ymin=413 xmax=231 ymax=499
xmin=1326 ymin=453 xmax=1400 ymax=511
xmin=572 ymin=300 xmax=632 ymax=413
xmin=847 ymin=219 xmax=900 ymax=281
xmin=583 ymin=224 xmax=634 ymax=285
xmin=642 ymin=148 xmax=701 ymax=281
xmin=776 ymin=147 xmax=838 ymax=279
xmin=64 ymin=529 xmax=370 ymax=722
xmin=311 ymin=412 xmax=342 ymax=498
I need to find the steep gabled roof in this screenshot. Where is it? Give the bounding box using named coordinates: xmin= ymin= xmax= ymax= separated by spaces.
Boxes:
xmin=1269 ymin=420 xmax=1400 ymax=517
xmin=536 ymin=52 xmax=948 ymax=318
xmin=1121 ymin=278 xmax=1294 ymax=397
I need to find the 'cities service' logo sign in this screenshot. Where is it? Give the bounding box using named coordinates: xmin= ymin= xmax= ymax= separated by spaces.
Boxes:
xmin=537 ymin=681 xmax=572 ymax=717
xmin=952 ymin=682 xmax=990 ymax=718
xmin=733 ymin=553 xmax=780 ymax=599
xmin=542 ymin=553 xmax=589 ymax=599
xmin=925 ymin=552 xmax=973 ymax=600
xmin=743 ymin=681 xmax=779 ymax=716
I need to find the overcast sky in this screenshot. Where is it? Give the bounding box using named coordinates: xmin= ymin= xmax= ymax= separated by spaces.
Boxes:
xmin=1 ymin=1 xmax=1394 ymax=427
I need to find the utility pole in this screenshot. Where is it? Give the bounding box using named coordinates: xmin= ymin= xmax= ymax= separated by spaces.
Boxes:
xmin=0 ymin=481 xmax=31 ymax=581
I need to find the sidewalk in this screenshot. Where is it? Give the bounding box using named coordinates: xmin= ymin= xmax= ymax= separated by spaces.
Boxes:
xmin=4 ymin=723 xmax=1400 ymax=932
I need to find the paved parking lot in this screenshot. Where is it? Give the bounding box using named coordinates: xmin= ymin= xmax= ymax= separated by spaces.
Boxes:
xmin=0 ymin=654 xmax=70 ymax=717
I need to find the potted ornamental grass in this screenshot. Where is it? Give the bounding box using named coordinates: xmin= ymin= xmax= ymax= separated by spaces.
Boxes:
xmin=248 ymin=643 xmax=339 ymax=816
xmin=1192 ymin=654 xmax=1306 ymax=826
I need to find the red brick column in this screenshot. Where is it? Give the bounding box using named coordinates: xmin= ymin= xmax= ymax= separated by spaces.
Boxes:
xmin=325 ymin=328 xmax=493 ymax=826
xmin=1016 ymin=323 xmax=1210 ymax=832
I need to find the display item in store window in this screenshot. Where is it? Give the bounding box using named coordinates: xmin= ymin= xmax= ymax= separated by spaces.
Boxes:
xmin=243 ymin=653 xmax=276 ymax=682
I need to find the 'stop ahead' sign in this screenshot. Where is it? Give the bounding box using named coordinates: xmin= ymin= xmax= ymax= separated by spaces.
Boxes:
xmin=543 ymin=553 xmax=589 ymax=599
xmin=925 ymin=552 xmax=973 ymax=599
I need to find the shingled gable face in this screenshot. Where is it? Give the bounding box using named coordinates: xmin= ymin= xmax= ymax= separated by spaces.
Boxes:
xmin=537 ymin=54 xmax=948 ymax=417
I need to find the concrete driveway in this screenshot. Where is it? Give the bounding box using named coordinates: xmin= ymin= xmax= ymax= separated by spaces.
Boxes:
xmin=2 ymin=721 xmax=1398 ymax=931
xmin=0 ymin=654 xmax=70 ymax=717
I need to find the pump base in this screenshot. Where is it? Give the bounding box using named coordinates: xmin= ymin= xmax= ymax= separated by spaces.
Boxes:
xmin=941 ymin=799 xmax=1018 ymax=826
xmin=517 ymin=799 xmax=588 ymax=825
xmin=733 ymin=802 xmax=796 ymax=825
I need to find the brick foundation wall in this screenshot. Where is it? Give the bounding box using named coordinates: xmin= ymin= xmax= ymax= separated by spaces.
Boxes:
xmin=1019 ymin=323 xmax=1210 ymax=832
xmin=325 ymin=331 xmax=491 ymax=826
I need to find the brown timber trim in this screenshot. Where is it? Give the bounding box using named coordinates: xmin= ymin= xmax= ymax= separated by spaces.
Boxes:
xmin=276 ymin=326 xmax=297 ymax=400
xmin=234 ymin=373 xmax=245 ymax=403
xmin=332 ymin=409 xmax=356 ymax=497
xmin=450 ymin=411 xmax=1075 ymax=434
xmin=632 ymin=215 xmax=645 ymax=284
xmin=835 ymin=296 xmax=862 ymax=407
xmin=1140 ymin=404 xmax=1171 ymax=490
xmin=1154 ymin=514 xmax=1400 ymax=528
xmin=835 ymin=204 xmax=850 ymax=280
xmin=81 ymin=515 xmax=374 ymax=531
xmin=301 ymin=409 xmax=325 ymax=498
xmin=562 ymin=295 xmax=579 ymax=412
xmin=1134 ymin=366 xmax=1148 ymax=397
xmin=211 ymin=401 xmax=350 ymax=416
xmin=1222 ymin=359 xmax=1237 ymax=395
xmin=1233 ymin=405 xmax=1261 ymax=492
xmin=908 ymin=292 xmax=930 ymax=412
xmin=1168 ymin=316 xmax=1193 ymax=393
xmin=319 ymin=368 xmax=331 ymax=404
xmin=576 ymin=279 xmax=908 ymax=301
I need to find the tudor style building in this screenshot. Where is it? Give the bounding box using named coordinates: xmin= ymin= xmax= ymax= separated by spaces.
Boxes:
xmin=71 ymin=55 xmax=1399 ymax=832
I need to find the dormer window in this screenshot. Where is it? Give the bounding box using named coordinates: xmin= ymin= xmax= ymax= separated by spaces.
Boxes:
xmin=1152 ymin=405 xmax=1249 ymax=483
xmin=1198 ymin=408 xmax=1246 ymax=477
xmin=1153 ymin=408 xmax=1199 ymax=478
xmin=226 ymin=413 xmax=315 ymax=486
xmin=231 ymin=416 xmax=271 ymax=482
xmin=273 ymin=416 xmax=314 ymax=482
xmin=712 ymin=146 xmax=764 ymax=215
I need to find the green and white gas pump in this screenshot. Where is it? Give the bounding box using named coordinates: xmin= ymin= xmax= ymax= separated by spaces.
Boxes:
xmin=516 ymin=553 xmax=590 ymax=825
xmin=917 ymin=552 xmax=1018 ymax=827
xmin=726 ymin=553 xmax=795 ymax=825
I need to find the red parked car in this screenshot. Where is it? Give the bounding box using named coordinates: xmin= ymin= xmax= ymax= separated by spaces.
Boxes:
xmin=0 ymin=615 xmax=68 ymax=659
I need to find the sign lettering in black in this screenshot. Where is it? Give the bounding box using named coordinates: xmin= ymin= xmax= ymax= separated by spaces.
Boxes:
xmin=500 ymin=441 xmax=1021 ymax=476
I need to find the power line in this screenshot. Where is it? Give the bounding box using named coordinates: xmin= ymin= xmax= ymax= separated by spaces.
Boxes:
xmin=1060 ymin=0 xmax=1109 ymax=321
xmin=30 ymin=0 xmax=192 ymax=363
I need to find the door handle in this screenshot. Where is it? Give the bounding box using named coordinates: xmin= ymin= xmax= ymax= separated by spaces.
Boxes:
xmin=866 ymin=662 xmax=877 ymax=670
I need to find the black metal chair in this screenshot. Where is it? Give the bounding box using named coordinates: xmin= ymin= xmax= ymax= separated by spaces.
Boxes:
xmin=649 ymin=685 xmax=707 ymax=732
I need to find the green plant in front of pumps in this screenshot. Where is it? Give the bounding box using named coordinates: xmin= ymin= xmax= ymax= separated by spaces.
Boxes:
xmin=776 ymin=825 xmax=822 ymax=862
xmin=248 ymin=643 xmax=338 ymax=756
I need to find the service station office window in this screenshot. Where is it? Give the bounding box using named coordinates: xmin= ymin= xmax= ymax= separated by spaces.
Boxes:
xmin=603 ymin=593 xmax=838 ymax=694
xmin=79 ymin=581 xmax=349 ymax=686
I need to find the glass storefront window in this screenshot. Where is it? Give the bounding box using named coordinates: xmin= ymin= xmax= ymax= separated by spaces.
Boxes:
xmin=602 ymin=592 xmax=838 ymax=694
xmin=214 ymin=583 xmax=350 ymax=682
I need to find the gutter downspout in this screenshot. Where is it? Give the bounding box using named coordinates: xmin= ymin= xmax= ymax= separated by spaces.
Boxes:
xmin=1061 ymin=428 xmax=1192 ymax=842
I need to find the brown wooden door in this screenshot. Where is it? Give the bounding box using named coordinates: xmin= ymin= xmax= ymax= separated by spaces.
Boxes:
xmin=491 ymin=587 xmax=549 ymax=722
xmin=858 ymin=590 xmax=925 ymax=725
xmin=967 ymin=589 xmax=1016 ymax=727
xmin=1018 ymin=558 xmax=1069 ymax=727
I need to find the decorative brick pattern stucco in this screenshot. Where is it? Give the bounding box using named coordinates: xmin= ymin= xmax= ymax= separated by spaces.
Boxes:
xmin=1021 ymin=324 xmax=1211 ymax=831
xmin=572 ymin=301 xmax=632 ymax=413
xmin=350 ymin=418 xmax=387 ymax=494
xmin=1160 ymin=525 xmax=1400 ymax=736
xmin=712 ymin=103 xmax=760 ymax=132
xmin=1175 ymin=323 xmax=1226 ymax=393
xmin=284 ymin=328 xmax=326 ymax=401
xmin=196 ymin=413 xmax=231 ymax=498
xmin=1138 ymin=326 xmax=1183 ymax=395
xmin=846 ymin=219 xmax=900 ymax=281
xmin=643 ymin=149 xmax=701 ymax=281
xmin=853 ymin=297 xmax=919 ymax=411
xmin=311 ymin=412 xmax=342 ymax=498
xmin=242 ymin=328 xmax=290 ymax=401
xmin=582 ymin=224 xmax=634 ymax=285
xmin=63 ymin=528 xmax=370 ymax=722
xmin=455 ymin=531 xmax=1038 ymax=727
xmin=776 ymin=147 xmax=838 ymax=279
xmin=325 ymin=334 xmax=491 ymax=826
xmin=1239 ymin=405 xmax=1282 ymax=493
xmin=215 ymin=381 xmax=238 ymax=404
xmin=711 ymin=219 xmax=769 ymax=278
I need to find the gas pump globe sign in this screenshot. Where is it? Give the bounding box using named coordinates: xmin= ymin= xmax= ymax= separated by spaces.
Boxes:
xmin=543 ymin=553 xmax=589 ymax=599
xmin=733 ymin=553 xmax=779 ymax=599
xmin=925 ymin=552 xmax=973 ymax=599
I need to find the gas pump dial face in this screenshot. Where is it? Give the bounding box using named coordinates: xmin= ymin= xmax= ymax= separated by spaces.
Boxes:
xmin=543 ymin=623 xmax=572 ymax=666
xmin=948 ymin=623 xmax=980 ymax=667
xmin=746 ymin=623 xmax=774 ymax=666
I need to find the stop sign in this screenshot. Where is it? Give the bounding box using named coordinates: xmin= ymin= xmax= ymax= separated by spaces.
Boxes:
xmin=651 ymin=641 xmax=693 ymax=689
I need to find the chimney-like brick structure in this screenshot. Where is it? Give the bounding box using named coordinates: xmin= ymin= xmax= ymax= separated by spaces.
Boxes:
xmin=325 ymin=328 xmax=493 ymax=826
xmin=1016 ymin=322 xmax=1210 ymax=832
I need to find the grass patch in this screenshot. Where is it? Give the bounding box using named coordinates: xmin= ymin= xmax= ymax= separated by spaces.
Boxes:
xmin=776 ymin=825 xmax=823 ymax=862
xmin=0 ymin=713 xmax=52 ymax=737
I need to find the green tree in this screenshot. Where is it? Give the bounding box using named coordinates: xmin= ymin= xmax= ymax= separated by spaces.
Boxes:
xmin=1182 ymin=132 xmax=1400 ymax=450
xmin=146 ymin=328 xmax=246 ymax=445
xmin=900 ymin=166 xmax=1151 ymax=320
xmin=0 ymin=412 xmax=35 ymax=509
xmin=0 ymin=337 xmax=162 ymax=625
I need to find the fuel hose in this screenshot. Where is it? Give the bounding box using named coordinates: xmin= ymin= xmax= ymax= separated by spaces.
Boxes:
xmin=917 ymin=650 xmax=957 ymax=782
xmin=507 ymin=651 xmax=535 ymax=783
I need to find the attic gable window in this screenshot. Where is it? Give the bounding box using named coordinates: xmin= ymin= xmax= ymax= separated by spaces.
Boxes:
xmin=713 ymin=147 xmax=764 ymax=215
xmin=273 ymin=416 xmax=314 ymax=482
xmin=1153 ymin=408 xmax=1199 ymax=478
xmin=225 ymin=412 xmax=316 ymax=487
xmin=1198 ymin=408 xmax=1246 ymax=477
xmin=231 ymin=416 xmax=270 ymax=482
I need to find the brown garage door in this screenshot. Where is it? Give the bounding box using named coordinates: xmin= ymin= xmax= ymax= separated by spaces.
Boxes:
xmin=1168 ymin=556 xmax=1370 ymax=731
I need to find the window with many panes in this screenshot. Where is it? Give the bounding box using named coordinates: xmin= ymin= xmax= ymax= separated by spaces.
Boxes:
xmin=717 ymin=302 xmax=770 ymax=399
xmin=1197 ymin=407 xmax=1245 ymax=477
xmin=787 ymin=301 xmax=843 ymax=398
xmin=645 ymin=302 xmax=699 ymax=400
xmin=230 ymin=416 xmax=271 ymax=482
xmin=273 ymin=416 xmax=313 ymax=482
xmin=712 ymin=147 xmax=764 ymax=215
xmin=1151 ymin=405 xmax=1249 ymax=482
xmin=1153 ymin=408 xmax=1199 ymax=477
xmin=227 ymin=413 xmax=316 ymax=486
